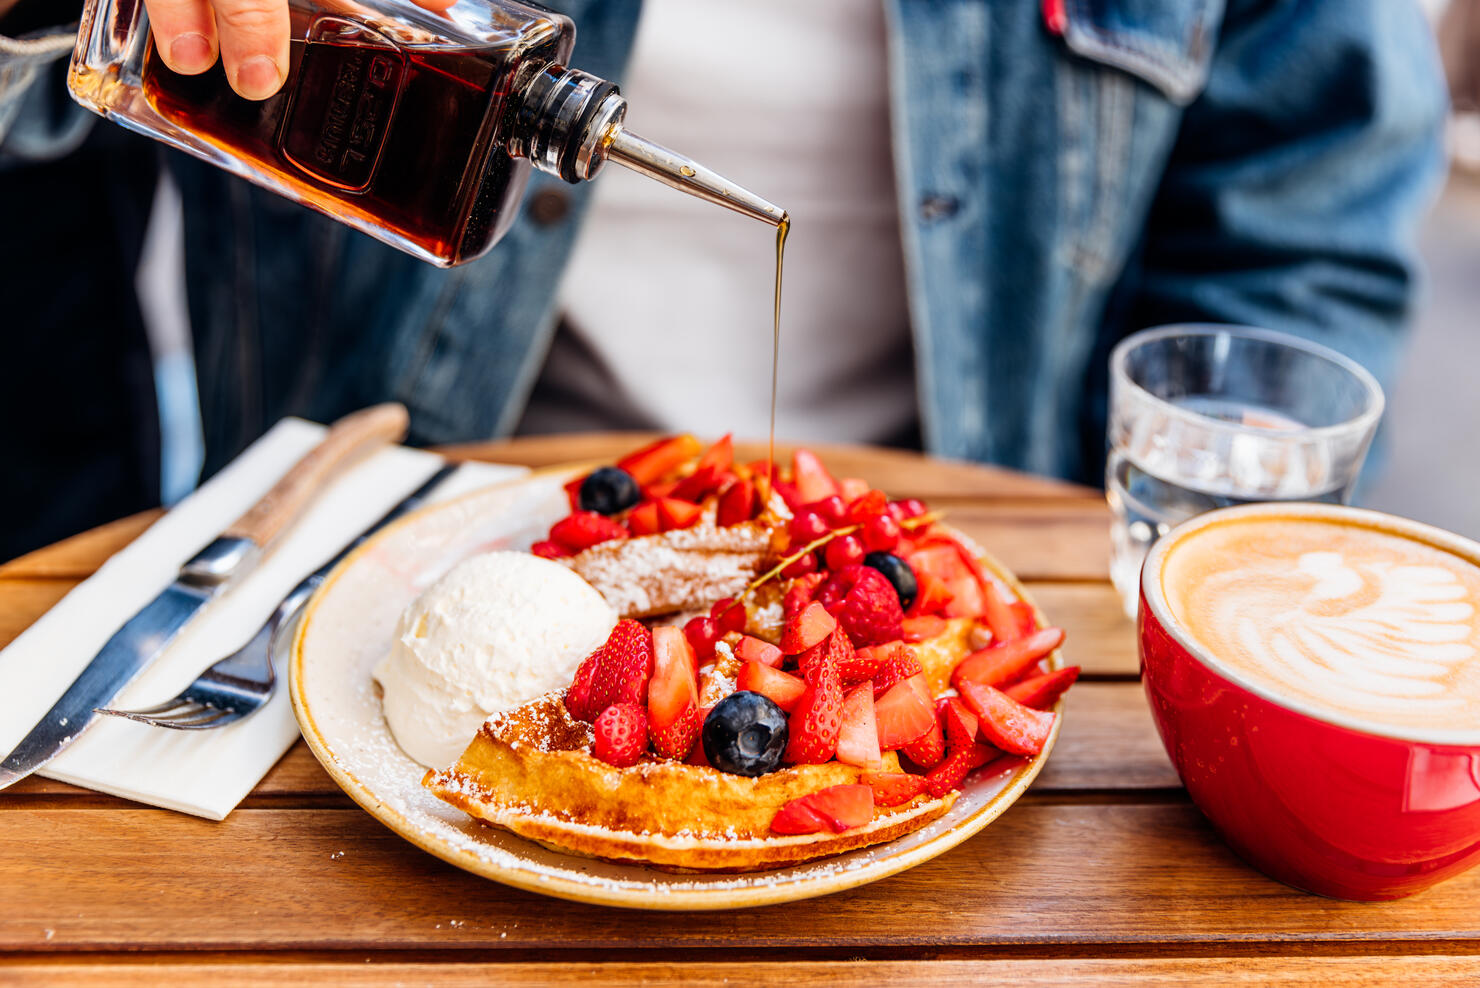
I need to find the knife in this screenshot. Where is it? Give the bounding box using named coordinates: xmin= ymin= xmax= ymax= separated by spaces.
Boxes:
xmin=0 ymin=403 xmax=409 ymax=790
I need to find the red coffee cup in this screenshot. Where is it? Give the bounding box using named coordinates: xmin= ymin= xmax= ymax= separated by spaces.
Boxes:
xmin=1139 ymin=503 xmax=1480 ymax=900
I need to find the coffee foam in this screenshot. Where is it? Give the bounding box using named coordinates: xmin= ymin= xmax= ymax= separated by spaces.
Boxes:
xmin=1160 ymin=516 xmax=1480 ymax=737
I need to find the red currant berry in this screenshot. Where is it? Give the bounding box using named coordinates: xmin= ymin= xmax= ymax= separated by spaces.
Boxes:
xmin=814 ymin=495 xmax=848 ymax=526
xmin=781 ymin=552 xmax=819 ymax=578
xmin=710 ymin=597 xmax=748 ymax=635
xmin=684 ymin=616 xmax=720 ymax=659
xmin=789 ymin=510 xmax=829 ymax=543
xmin=862 ymin=513 xmax=901 ymax=552
xmin=825 ymin=534 xmax=866 ymax=571
xmin=895 ymin=498 xmax=927 ymax=520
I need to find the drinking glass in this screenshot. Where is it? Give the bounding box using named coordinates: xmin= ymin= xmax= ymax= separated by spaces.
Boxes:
xmin=1106 ymin=325 xmax=1384 ymax=617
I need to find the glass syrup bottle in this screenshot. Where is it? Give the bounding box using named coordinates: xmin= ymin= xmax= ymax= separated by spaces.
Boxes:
xmin=67 ymin=0 xmax=785 ymax=266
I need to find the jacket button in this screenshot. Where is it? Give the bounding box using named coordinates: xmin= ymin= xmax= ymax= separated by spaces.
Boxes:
xmin=529 ymin=187 xmax=571 ymax=225
xmin=919 ymin=194 xmax=959 ymax=222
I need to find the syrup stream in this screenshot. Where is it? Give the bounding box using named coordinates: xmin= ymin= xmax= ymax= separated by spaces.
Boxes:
xmin=764 ymin=213 xmax=789 ymax=505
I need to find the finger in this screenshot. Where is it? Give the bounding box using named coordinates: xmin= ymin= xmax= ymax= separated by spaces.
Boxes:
xmin=146 ymin=0 xmax=220 ymax=75
xmin=211 ymin=0 xmax=290 ymax=101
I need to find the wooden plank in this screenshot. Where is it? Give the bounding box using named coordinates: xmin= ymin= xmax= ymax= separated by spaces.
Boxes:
xmin=6 ymin=956 xmax=1480 ymax=987
xmin=4 ymin=684 xmax=1176 ymax=801
xmin=1027 ymin=583 xmax=1138 ymax=677
xmin=944 ymin=501 xmax=1112 ymax=584
xmin=441 ymin=434 xmax=1100 ymax=503
xmin=0 ymin=580 xmax=78 ymax=650
xmin=3 ymin=803 xmax=1476 ymax=951
xmin=0 ymin=512 xmax=160 ymax=581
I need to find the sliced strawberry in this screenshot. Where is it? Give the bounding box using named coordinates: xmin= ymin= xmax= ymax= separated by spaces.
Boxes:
xmin=644 ymin=479 xmax=680 ymax=500
xmin=617 ymin=434 xmax=702 ymax=486
xmin=957 ymin=680 xmax=1057 ymax=756
xmin=906 ymin=573 xmax=954 ymax=618
xmin=685 ymin=710 xmax=714 ymax=766
xmin=592 ymin=703 xmax=647 ymax=767
xmin=1005 ymin=666 xmax=1080 ymax=709
xmin=734 ymin=635 xmax=784 ymax=668
xmin=1009 ymin=600 xmax=1038 ymax=637
xmin=791 ymin=449 xmax=840 ymax=503
xmin=980 ymin=580 xmax=1021 ymax=644
xmin=770 ymin=478 xmax=803 ymax=511
xmin=780 ymin=600 xmax=837 ymax=654
xmin=770 ymin=798 xmax=832 ymax=835
xmin=838 ymin=477 xmax=871 ymax=502
xmin=805 ymin=783 xmax=875 ymax=830
xmin=924 ymin=741 xmax=995 ymax=797
xmin=783 ymin=654 xmax=844 ymax=764
xmin=649 ymin=627 xmax=699 ymax=731
xmin=737 ymin=662 xmax=807 ymax=713
xmin=716 ymin=478 xmax=758 ymax=527
xmin=655 ymin=496 xmax=703 ymax=531
xmin=942 ymin=574 xmax=986 ymax=619
xmin=952 ymin=627 xmax=1066 ymax=691
xmin=530 ymin=540 xmax=567 ymax=559
xmin=874 ymin=673 xmax=935 ymax=750
xmin=901 ymin=718 xmax=945 ymax=768
xmin=862 ymin=771 xmax=927 ymax=807
xmin=549 ymin=511 xmax=629 ymax=553
xmin=696 ymin=433 xmax=734 ymax=474
xmin=626 ymin=500 xmax=661 ymax=536
xmin=782 ymin=573 xmax=826 ymax=621
xmin=587 ymin=619 xmax=654 ymax=713
xmin=901 ymin=615 xmax=948 ymax=642
xmin=669 ymin=464 xmax=724 ymax=503
xmin=846 ymin=489 xmax=889 ymax=524
xmin=838 ymin=642 xmax=891 ymax=687
xmin=797 ymin=628 xmax=854 ymax=683
xmin=871 ymin=644 xmax=923 ymax=697
xmin=562 ymin=474 xmax=587 ymax=511
xmin=650 ymin=704 xmax=701 ymax=761
xmin=564 ymin=649 xmax=601 ymax=722
xmin=937 ymin=696 xmax=980 ymax=751
xmin=834 ymin=683 xmax=881 ymax=768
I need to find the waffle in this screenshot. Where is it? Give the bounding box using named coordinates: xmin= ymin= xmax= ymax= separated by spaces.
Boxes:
xmin=424 ymin=692 xmax=958 ymax=872
xmin=560 ymin=496 xmax=788 ymax=619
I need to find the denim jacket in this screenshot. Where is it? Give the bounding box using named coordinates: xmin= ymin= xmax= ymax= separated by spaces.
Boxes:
xmin=0 ymin=0 xmax=1447 ymax=484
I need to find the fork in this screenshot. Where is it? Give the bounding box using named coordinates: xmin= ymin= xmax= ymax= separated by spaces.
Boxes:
xmin=96 ymin=463 xmax=458 ymax=730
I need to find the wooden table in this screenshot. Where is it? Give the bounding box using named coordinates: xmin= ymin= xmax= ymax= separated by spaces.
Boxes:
xmin=2 ymin=434 xmax=1477 ymax=986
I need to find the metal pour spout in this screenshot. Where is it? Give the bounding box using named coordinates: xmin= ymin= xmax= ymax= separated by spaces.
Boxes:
xmin=603 ymin=127 xmax=787 ymax=228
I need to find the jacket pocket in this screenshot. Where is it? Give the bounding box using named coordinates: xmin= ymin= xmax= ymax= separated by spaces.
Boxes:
xmin=1061 ymin=0 xmax=1226 ymax=105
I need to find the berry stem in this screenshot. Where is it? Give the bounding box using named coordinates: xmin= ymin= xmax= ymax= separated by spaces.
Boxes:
xmin=740 ymin=512 xmax=942 ymax=602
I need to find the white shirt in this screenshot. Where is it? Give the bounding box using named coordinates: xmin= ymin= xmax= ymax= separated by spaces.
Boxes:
xmin=519 ymin=0 xmax=917 ymax=445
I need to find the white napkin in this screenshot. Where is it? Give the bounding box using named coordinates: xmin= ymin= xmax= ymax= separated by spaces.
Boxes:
xmin=0 ymin=418 xmax=525 ymax=820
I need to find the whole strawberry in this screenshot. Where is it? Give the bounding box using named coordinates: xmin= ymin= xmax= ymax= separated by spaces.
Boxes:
xmin=816 ymin=565 xmax=905 ymax=647
xmin=565 ymin=620 xmax=654 ymax=722
xmin=593 ymin=703 xmax=649 ymax=767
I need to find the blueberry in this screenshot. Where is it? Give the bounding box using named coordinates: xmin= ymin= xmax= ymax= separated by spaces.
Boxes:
xmin=579 ymin=466 xmax=640 ymax=515
xmin=864 ymin=551 xmax=918 ymax=610
xmin=702 ymin=691 xmax=789 ymax=776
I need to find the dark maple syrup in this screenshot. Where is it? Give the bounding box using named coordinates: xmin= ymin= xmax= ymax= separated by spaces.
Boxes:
xmin=140 ymin=12 xmax=567 ymax=264
xmin=765 ymin=215 xmax=789 ymax=502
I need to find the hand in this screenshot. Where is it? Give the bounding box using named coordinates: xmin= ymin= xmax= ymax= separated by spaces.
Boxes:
xmin=145 ymin=0 xmax=455 ymax=101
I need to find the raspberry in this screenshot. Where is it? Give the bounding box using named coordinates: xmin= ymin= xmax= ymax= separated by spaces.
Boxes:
xmin=816 ymin=565 xmax=905 ymax=647
xmin=592 ymin=703 xmax=648 ymax=767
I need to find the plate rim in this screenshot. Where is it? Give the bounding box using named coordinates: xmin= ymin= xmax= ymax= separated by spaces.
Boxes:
xmin=289 ymin=463 xmax=1066 ymax=911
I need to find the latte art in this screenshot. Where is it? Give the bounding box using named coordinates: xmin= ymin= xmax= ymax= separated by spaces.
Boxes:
xmin=1161 ymin=518 xmax=1480 ymax=735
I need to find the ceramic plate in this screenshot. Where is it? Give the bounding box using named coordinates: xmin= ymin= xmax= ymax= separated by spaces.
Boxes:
xmin=290 ymin=467 xmax=1066 ymax=910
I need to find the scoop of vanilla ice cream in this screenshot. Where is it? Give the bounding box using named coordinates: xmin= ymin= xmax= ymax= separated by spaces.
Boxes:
xmin=373 ymin=551 xmax=617 ymax=768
